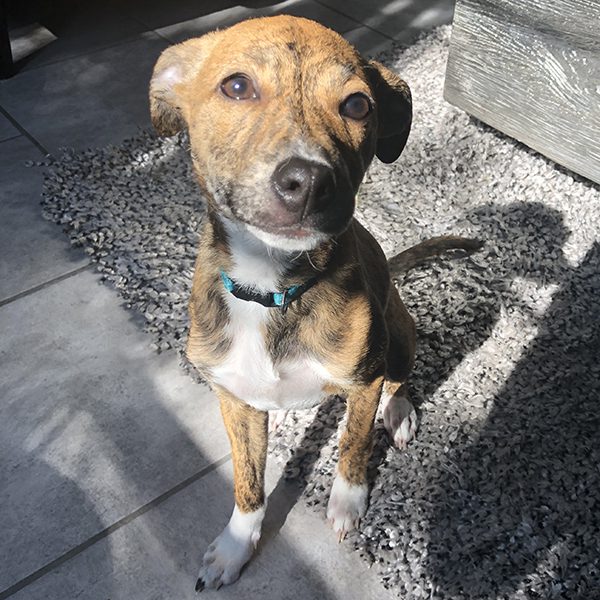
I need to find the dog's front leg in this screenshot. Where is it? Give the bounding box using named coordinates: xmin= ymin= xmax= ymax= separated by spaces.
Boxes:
xmin=196 ymin=388 xmax=268 ymax=592
xmin=327 ymin=375 xmax=384 ymax=541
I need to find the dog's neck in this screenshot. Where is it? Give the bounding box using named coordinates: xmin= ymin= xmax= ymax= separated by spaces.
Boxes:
xmin=210 ymin=213 xmax=334 ymax=293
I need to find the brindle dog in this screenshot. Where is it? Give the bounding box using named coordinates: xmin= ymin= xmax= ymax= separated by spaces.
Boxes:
xmin=150 ymin=15 xmax=475 ymax=591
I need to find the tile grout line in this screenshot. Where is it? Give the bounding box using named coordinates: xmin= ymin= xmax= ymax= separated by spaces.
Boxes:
xmin=125 ymin=12 xmax=171 ymax=42
xmin=0 ymin=264 xmax=93 ymax=308
xmin=0 ymin=453 xmax=232 ymax=600
xmin=0 ymin=105 xmax=50 ymax=157
xmin=0 ymin=133 xmax=23 ymax=144
xmin=149 ymin=28 xmax=174 ymax=45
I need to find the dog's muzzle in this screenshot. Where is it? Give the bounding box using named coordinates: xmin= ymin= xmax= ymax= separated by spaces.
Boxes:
xmin=268 ymin=156 xmax=353 ymax=236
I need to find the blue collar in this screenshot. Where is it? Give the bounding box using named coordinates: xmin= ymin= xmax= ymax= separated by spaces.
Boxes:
xmin=220 ymin=270 xmax=317 ymax=314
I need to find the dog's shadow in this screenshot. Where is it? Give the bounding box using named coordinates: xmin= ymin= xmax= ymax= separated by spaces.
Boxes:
xmin=260 ymin=396 xmax=344 ymax=545
xmin=402 ymin=200 xmax=571 ymax=406
xmin=424 ymin=243 xmax=600 ymax=598
xmin=260 ymin=200 xmax=575 ymax=553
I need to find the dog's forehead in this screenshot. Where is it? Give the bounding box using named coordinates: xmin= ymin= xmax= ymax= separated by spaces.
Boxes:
xmin=212 ymin=16 xmax=363 ymax=78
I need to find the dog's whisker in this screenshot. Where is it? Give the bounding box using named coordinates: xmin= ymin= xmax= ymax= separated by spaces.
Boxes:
xmin=305 ymin=250 xmax=321 ymax=272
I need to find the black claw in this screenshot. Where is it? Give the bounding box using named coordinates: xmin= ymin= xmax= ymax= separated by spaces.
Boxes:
xmin=195 ymin=578 xmax=205 ymax=593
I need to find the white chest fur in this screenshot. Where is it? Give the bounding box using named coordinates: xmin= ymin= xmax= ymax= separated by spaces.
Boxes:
xmin=210 ymin=295 xmax=331 ymax=411
xmin=209 ymin=220 xmax=333 ymax=412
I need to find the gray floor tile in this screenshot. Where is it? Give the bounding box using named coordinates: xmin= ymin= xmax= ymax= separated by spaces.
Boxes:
xmin=0 ymin=136 xmax=89 ymax=302
xmin=123 ymin=0 xmax=242 ymax=31
xmin=0 ymin=113 xmax=19 ymax=142
xmin=8 ymin=460 xmax=396 ymax=600
xmin=0 ymin=34 xmax=169 ymax=155
xmin=317 ymin=0 xmax=399 ymax=28
xmin=156 ymin=0 xmax=360 ymax=45
xmin=318 ymin=0 xmax=454 ymax=41
xmin=0 ymin=269 xmax=229 ymax=592
xmin=344 ymin=26 xmax=394 ymax=58
xmin=266 ymin=0 xmax=360 ymax=33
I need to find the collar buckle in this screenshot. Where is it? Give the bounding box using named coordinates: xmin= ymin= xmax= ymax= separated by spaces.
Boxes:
xmin=279 ymin=289 xmax=288 ymax=315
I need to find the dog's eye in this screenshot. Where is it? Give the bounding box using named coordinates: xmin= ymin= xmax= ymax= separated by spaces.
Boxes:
xmin=339 ymin=93 xmax=372 ymax=121
xmin=220 ymin=74 xmax=257 ymax=100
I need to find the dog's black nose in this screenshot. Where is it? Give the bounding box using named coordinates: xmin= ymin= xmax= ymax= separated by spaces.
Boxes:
xmin=272 ymin=157 xmax=335 ymax=217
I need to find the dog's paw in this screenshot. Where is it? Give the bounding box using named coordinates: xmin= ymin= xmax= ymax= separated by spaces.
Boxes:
xmin=326 ymin=474 xmax=368 ymax=542
xmin=195 ymin=506 xmax=264 ymax=592
xmin=268 ymin=409 xmax=289 ymax=433
xmin=382 ymin=392 xmax=418 ymax=449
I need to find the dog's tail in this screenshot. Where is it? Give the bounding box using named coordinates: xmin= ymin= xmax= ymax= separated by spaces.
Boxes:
xmin=388 ymin=236 xmax=483 ymax=273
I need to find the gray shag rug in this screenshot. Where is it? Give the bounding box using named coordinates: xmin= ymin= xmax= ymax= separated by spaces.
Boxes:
xmin=41 ymin=26 xmax=600 ymax=600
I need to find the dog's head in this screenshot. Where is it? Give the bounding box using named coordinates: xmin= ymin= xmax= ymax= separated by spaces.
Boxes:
xmin=150 ymin=16 xmax=411 ymax=251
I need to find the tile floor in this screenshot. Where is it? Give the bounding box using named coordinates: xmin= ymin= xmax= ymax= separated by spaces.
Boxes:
xmin=0 ymin=1 xmax=454 ymax=598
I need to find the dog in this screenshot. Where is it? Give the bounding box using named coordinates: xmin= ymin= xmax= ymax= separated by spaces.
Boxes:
xmin=149 ymin=15 xmax=479 ymax=591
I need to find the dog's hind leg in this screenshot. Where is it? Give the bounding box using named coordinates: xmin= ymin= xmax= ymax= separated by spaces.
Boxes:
xmin=196 ymin=388 xmax=268 ymax=592
xmin=381 ymin=381 xmax=417 ymax=449
xmin=327 ymin=375 xmax=384 ymax=541
xmin=383 ymin=287 xmax=418 ymax=449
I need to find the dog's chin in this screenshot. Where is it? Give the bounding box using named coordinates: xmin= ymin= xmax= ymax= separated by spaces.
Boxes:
xmin=245 ymin=223 xmax=329 ymax=252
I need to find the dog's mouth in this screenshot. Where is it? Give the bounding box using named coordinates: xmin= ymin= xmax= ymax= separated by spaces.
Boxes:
xmin=231 ymin=196 xmax=355 ymax=250
xmin=255 ymin=222 xmax=316 ymax=238
xmin=243 ymin=220 xmax=330 ymax=251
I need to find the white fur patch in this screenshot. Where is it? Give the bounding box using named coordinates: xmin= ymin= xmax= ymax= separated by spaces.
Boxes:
xmin=211 ymin=308 xmax=332 ymax=411
xmin=197 ymin=505 xmax=265 ymax=590
xmin=326 ymin=472 xmax=369 ymax=540
xmin=210 ymin=221 xmax=334 ymax=411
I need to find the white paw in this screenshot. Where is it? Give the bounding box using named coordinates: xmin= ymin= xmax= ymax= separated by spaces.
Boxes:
xmin=382 ymin=391 xmax=417 ymax=449
xmin=195 ymin=506 xmax=264 ymax=592
xmin=268 ymin=409 xmax=289 ymax=433
xmin=326 ymin=473 xmax=368 ymax=542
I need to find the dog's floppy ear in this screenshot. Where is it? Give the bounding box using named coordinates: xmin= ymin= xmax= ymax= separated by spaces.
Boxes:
xmin=367 ymin=60 xmax=412 ymax=164
xmin=149 ymin=34 xmax=218 ymax=136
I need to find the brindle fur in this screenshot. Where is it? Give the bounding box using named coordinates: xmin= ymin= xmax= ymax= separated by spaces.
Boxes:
xmin=338 ymin=375 xmax=385 ymax=485
xmin=217 ymin=386 xmax=268 ymax=512
xmin=152 ymin=16 xmax=414 ymax=532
